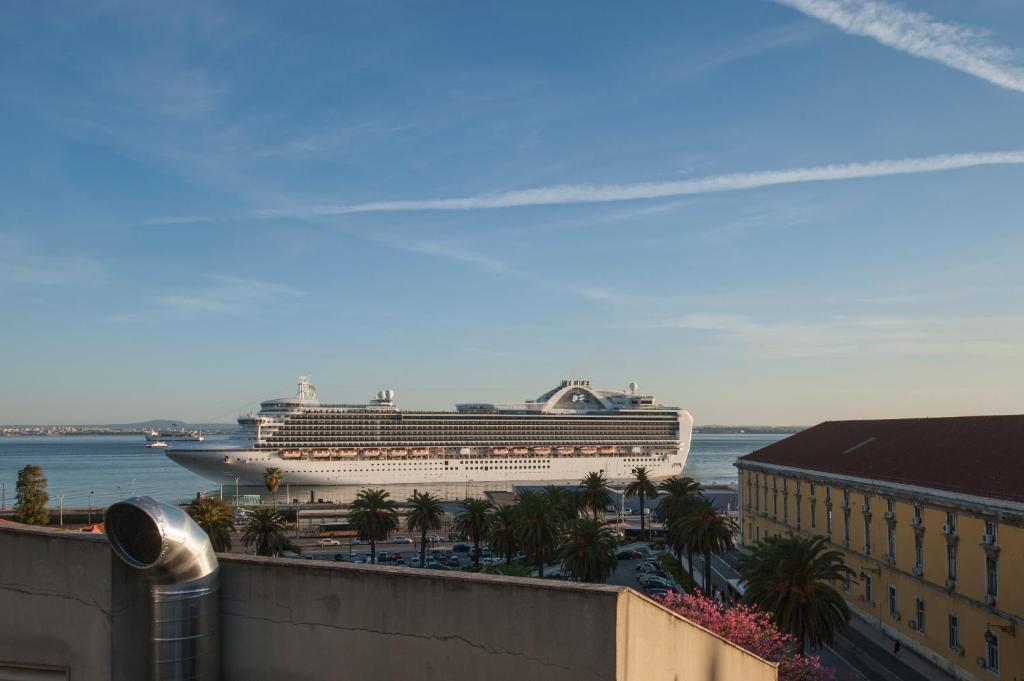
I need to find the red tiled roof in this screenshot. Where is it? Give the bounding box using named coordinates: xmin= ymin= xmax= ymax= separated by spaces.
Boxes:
xmin=738 ymin=415 xmax=1024 ymax=504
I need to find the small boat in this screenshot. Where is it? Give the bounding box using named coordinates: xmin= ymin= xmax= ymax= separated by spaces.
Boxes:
xmin=280 ymin=449 xmax=302 ymax=459
xmin=362 ymin=449 xmax=382 ymax=458
xmin=312 ymin=448 xmax=332 ymax=459
xmin=532 ymin=446 xmax=551 ymax=455
xmin=410 ymin=448 xmax=431 ymax=457
xmin=492 ymin=447 xmax=510 ymax=456
xmin=390 ymin=449 xmax=409 ymax=458
xmin=512 ymin=447 xmax=529 ymax=455
xmin=556 ymin=446 xmax=574 ymax=455
xmin=581 ymin=446 xmax=598 ymax=455
xmin=335 ymin=449 xmax=358 ymax=458
xmin=146 ymin=441 xmax=168 ymax=448
xmin=599 ymin=446 xmax=616 ymax=454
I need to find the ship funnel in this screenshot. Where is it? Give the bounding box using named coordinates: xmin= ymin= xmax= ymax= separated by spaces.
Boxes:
xmin=105 ymin=496 xmax=220 ymax=681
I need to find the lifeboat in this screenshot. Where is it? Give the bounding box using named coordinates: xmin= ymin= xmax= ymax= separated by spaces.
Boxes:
xmin=556 ymin=446 xmax=574 ymax=455
xmin=411 ymin=448 xmax=430 ymax=457
xmin=492 ymin=447 xmax=510 ymax=456
xmin=335 ymin=449 xmax=358 ymax=458
xmin=362 ymin=449 xmax=381 ymax=458
xmin=599 ymin=446 xmax=616 ymax=454
xmin=280 ymin=449 xmax=302 ymax=459
xmin=532 ymin=446 xmax=551 ymax=455
xmin=580 ymin=446 xmax=598 ymax=455
xmin=512 ymin=447 xmax=529 ymax=456
xmin=390 ymin=449 xmax=409 ymax=458
xmin=312 ymin=448 xmax=332 ymax=459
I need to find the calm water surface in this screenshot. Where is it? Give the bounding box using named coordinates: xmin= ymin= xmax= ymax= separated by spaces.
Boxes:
xmin=0 ymin=432 xmax=787 ymax=508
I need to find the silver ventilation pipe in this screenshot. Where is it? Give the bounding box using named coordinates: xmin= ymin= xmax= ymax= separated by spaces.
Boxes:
xmin=105 ymin=496 xmax=220 ymax=681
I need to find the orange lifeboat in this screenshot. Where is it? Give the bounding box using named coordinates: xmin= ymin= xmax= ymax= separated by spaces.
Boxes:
xmin=581 ymin=446 xmax=598 ymax=455
xmin=599 ymin=445 xmax=615 ymax=454
xmin=312 ymin=448 xmax=331 ymax=459
xmin=362 ymin=449 xmax=381 ymax=458
xmin=335 ymin=449 xmax=358 ymax=458
xmin=411 ymin=448 xmax=430 ymax=457
xmin=390 ymin=449 xmax=409 ymax=458
xmin=280 ymin=448 xmax=302 ymax=459
xmin=492 ymin=447 xmax=510 ymax=456
xmin=512 ymin=447 xmax=529 ymax=456
xmin=556 ymin=446 xmax=574 ymax=455
xmin=532 ymin=446 xmax=551 ymax=455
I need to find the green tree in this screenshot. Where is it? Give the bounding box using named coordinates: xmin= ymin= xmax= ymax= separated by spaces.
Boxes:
xmin=406 ymin=490 xmax=445 ymax=568
xmin=187 ymin=497 xmax=235 ymax=552
xmin=738 ymin=534 xmax=853 ymax=653
xmin=670 ymin=498 xmax=737 ymax=595
xmin=579 ymin=471 xmax=613 ymax=521
xmin=560 ymin=518 xmax=618 ymax=583
xmin=624 ymin=466 xmax=657 ymax=540
xmin=454 ymin=498 xmax=493 ymax=569
xmin=349 ymin=488 xmax=399 ymax=564
xmin=542 ymin=485 xmax=581 ymax=525
xmin=657 ymin=475 xmax=704 ymax=582
xmin=516 ymin=490 xmax=560 ymax=577
xmin=15 ymin=465 xmax=49 ymax=526
xmin=241 ymin=508 xmax=288 ymax=556
xmin=488 ymin=504 xmax=520 ymax=565
xmin=263 ymin=467 xmax=284 ymax=509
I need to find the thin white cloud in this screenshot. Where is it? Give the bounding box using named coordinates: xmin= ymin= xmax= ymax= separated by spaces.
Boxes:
xmin=156 ymin=275 xmax=301 ymax=316
xmin=773 ymin=0 xmax=1024 ymax=93
xmin=258 ymin=149 xmax=1024 ymax=218
xmin=644 ymin=313 xmax=1024 ymax=358
xmin=0 ymin=236 xmax=103 ymax=286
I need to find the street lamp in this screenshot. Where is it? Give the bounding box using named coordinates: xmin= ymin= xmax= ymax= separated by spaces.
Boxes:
xmin=57 ymin=495 xmax=65 ymax=527
xmin=234 ymin=477 xmax=240 ymax=507
xmin=88 ymin=491 xmax=94 ymax=524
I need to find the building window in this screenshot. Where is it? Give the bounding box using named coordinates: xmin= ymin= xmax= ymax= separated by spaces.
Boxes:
xmin=948 ymin=614 xmax=959 ymax=650
xmin=945 ymin=511 xmax=957 ymax=535
xmin=887 ymin=497 xmax=895 ymax=516
xmin=796 ymin=492 xmax=802 ymax=527
xmin=782 ymin=479 xmax=789 ymax=522
xmin=914 ymin=534 xmax=924 ymax=570
xmin=843 ymin=488 xmax=849 ymax=507
xmin=888 ymin=585 xmax=897 ymax=618
xmin=987 ymin=633 xmax=1000 ymax=673
xmin=843 ymin=510 xmax=851 ymax=544
xmin=755 ymin=475 xmax=761 ymax=511
xmin=985 ymin=520 xmax=997 ymax=544
xmin=986 ymin=555 xmax=998 ymax=598
xmin=746 ymin=475 xmax=752 ymax=510
xmin=947 ymin=543 xmax=958 ymax=582
xmin=913 ymin=503 xmax=922 ymax=525
xmin=772 ymin=476 xmax=778 ymax=517
xmin=825 ymin=506 xmax=831 ymax=535
xmin=864 ymin=575 xmax=873 ymax=603
xmin=887 ymin=525 xmax=896 ymax=559
xmin=915 ymin=598 xmax=925 ymax=632
xmin=842 ymin=571 xmax=851 ymax=593
xmin=864 ymin=515 xmax=872 ymax=554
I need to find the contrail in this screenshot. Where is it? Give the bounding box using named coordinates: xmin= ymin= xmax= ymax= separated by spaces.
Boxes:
xmin=262 ymin=150 xmax=1024 ymax=217
xmin=773 ymin=0 xmax=1024 ymax=93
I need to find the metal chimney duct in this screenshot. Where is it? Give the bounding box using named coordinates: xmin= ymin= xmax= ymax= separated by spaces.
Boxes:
xmin=105 ymin=496 xmax=220 ymax=681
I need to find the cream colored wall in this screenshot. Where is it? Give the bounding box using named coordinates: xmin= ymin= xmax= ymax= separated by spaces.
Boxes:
xmin=738 ymin=466 xmax=1023 ymax=681
xmin=616 ymin=591 xmax=778 ymax=681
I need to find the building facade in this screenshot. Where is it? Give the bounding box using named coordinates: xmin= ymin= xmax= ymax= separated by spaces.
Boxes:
xmin=736 ymin=416 xmax=1023 ymax=681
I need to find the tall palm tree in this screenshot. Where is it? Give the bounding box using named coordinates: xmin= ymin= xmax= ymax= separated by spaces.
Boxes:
xmin=406 ymin=490 xmax=445 ymax=568
xmin=187 ymin=496 xmax=235 ymax=552
xmin=560 ymin=518 xmax=618 ymax=583
xmin=657 ymin=475 xmax=703 ymax=517
xmin=579 ymin=471 xmax=613 ymax=521
xmin=624 ymin=466 xmax=657 ymax=540
xmin=541 ymin=485 xmax=581 ymax=524
xmin=241 ymin=508 xmax=287 ymax=556
xmin=263 ymin=467 xmax=283 ymax=509
xmin=671 ymin=498 xmax=737 ymax=595
xmin=454 ymin=498 xmax=493 ymax=569
xmin=349 ymin=488 xmax=399 ymax=564
xmin=516 ymin=490 xmax=560 ymax=577
xmin=738 ymin=534 xmax=853 ymax=653
xmin=657 ymin=475 xmax=704 ymax=581
xmin=488 ymin=504 xmax=520 ymax=566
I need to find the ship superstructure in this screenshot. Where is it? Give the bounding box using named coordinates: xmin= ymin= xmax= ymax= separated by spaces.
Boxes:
xmin=166 ymin=377 xmax=692 ymax=486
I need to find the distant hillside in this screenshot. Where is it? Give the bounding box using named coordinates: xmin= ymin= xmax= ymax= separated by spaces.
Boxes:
xmin=101 ymin=420 xmax=235 ymax=430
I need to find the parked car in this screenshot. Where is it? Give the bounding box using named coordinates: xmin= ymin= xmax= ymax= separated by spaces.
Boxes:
xmin=377 ymin=551 xmax=391 ymax=562
xmin=638 ymin=569 xmax=670 ymax=582
xmin=394 ymin=558 xmax=408 ymax=566
xmin=447 ymin=556 xmax=461 ymax=568
xmin=644 ymin=583 xmax=680 ymax=595
xmin=481 ymin=557 xmax=499 ymax=566
xmin=426 ymin=561 xmax=451 ymax=570
xmin=644 ymin=588 xmax=670 ymax=599
xmin=392 ymin=536 xmax=412 ymax=544
xmin=452 ymin=543 xmax=471 ymax=553
xmin=410 ymin=557 xmax=422 ymax=568
xmin=638 ymin=575 xmax=673 ymax=589
xmin=616 ymin=549 xmax=643 ymax=560
xmin=351 ymin=555 xmax=367 ymax=564
xmin=333 ymin=554 xmax=347 ymax=562
xmin=427 ymin=534 xmax=443 ymax=543
xmin=318 ymin=538 xmax=341 ymax=547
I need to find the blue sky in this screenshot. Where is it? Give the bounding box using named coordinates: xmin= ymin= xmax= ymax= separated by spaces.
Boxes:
xmin=2 ymin=0 xmax=1023 ymax=425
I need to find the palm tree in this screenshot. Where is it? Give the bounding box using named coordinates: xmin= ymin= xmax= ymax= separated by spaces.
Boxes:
xmin=624 ymin=466 xmax=657 ymax=540
xmin=187 ymin=496 xmax=235 ymax=552
xmin=541 ymin=485 xmax=581 ymax=524
xmin=241 ymin=508 xmax=287 ymax=556
xmin=579 ymin=471 xmax=613 ymax=521
xmin=560 ymin=518 xmax=618 ymax=583
xmin=671 ymin=498 xmax=737 ymax=595
xmin=349 ymin=488 xmax=400 ymax=564
xmin=263 ymin=467 xmax=283 ymax=509
xmin=454 ymin=498 xmax=493 ymax=569
xmin=657 ymin=475 xmax=704 ymax=581
xmin=738 ymin=534 xmax=853 ymax=653
xmin=488 ymin=504 xmax=520 ymax=565
xmin=516 ymin=490 xmax=560 ymax=577
xmin=406 ymin=490 xmax=444 ymax=568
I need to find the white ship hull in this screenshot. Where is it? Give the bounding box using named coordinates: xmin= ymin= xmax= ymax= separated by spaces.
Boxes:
xmin=167 ymin=447 xmax=689 ymax=486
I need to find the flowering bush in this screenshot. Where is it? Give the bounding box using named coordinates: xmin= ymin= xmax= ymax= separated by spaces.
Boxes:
xmin=654 ymin=592 xmax=835 ymax=681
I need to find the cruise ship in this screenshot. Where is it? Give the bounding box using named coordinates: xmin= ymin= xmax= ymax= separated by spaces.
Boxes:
xmin=166 ymin=377 xmax=692 ymax=486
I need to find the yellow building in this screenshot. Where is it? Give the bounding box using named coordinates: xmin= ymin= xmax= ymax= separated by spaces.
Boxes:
xmin=736 ymin=415 xmax=1022 ymax=681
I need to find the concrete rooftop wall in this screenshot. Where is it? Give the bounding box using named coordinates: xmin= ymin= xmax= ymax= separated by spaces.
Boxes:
xmin=0 ymin=523 xmax=777 ymax=681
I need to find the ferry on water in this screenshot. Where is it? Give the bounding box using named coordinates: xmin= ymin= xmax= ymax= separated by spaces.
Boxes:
xmin=166 ymin=377 xmax=692 ymax=486
xmin=145 ymin=427 xmax=204 ymax=442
